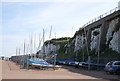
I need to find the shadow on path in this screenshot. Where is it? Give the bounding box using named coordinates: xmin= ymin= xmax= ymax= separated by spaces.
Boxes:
xmin=61 ymin=65 xmax=119 ymax=80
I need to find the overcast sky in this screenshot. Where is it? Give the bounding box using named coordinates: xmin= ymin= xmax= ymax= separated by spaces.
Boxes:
xmin=1 ymin=0 xmax=120 ymax=57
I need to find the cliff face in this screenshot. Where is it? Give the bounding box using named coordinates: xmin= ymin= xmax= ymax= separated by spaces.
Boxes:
xmin=90 ymin=27 xmax=100 ymax=51
xmin=41 ymin=10 xmax=120 ymax=60
xmin=72 ymin=12 xmax=120 ymax=61
xmin=106 ymin=18 xmax=119 ymax=44
xmin=74 ymin=34 xmax=85 ymax=52
xmin=69 ymin=11 xmax=120 ymax=54
xmin=108 ymin=18 xmax=120 ymax=53
xmin=41 ymin=37 xmax=70 ymax=55
xmin=41 ymin=43 xmax=60 ymax=55
xmin=109 ymin=28 xmax=120 ymax=53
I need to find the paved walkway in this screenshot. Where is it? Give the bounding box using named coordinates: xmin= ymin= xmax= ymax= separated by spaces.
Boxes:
xmin=1 ymin=60 xmax=119 ymax=80
xmin=0 ymin=60 xmax=2 ymax=81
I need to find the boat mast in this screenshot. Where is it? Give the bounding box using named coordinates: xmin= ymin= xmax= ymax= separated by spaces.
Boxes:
xmin=54 ymin=33 xmax=56 ymax=39
xmin=19 ymin=48 xmax=21 ymax=65
xmin=16 ymin=47 xmax=18 ymax=63
xmin=26 ymin=42 xmax=29 ymax=69
xmin=43 ymin=29 xmax=45 ymax=59
xmin=34 ymin=34 xmax=36 ymax=60
xmin=23 ymin=41 xmax=25 ymax=68
xmin=38 ymin=33 xmax=42 ymax=59
xmin=49 ymin=26 xmax=52 ymax=54
xmin=49 ymin=26 xmax=52 ymax=39
xmin=30 ymin=35 xmax=33 ymax=59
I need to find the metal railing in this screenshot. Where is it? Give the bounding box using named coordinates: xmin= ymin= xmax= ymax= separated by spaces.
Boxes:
xmin=83 ymin=7 xmax=119 ymax=27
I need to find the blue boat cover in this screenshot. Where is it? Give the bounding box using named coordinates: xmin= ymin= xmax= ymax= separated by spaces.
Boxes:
xmin=65 ymin=59 xmax=76 ymax=62
xmin=29 ymin=59 xmax=51 ymax=65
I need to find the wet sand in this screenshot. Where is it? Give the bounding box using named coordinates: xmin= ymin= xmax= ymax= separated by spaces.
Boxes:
xmin=1 ymin=60 xmax=119 ymax=80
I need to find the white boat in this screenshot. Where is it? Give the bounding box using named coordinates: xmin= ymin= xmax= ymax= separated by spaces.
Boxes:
xmin=28 ymin=59 xmax=61 ymax=69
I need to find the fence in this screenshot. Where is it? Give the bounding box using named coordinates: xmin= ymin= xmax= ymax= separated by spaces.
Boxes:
xmin=90 ymin=57 xmax=120 ymax=64
xmin=83 ymin=7 xmax=119 ymax=27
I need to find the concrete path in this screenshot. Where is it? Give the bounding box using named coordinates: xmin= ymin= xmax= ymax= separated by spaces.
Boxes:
xmin=1 ymin=60 xmax=119 ymax=80
xmin=0 ymin=59 xmax=2 ymax=81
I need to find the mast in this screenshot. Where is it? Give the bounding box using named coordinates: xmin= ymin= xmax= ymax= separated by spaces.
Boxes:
xmin=23 ymin=42 xmax=25 ymax=55
xmin=30 ymin=35 xmax=33 ymax=59
xmin=26 ymin=42 xmax=29 ymax=69
xmin=43 ymin=29 xmax=45 ymax=59
xmin=49 ymin=26 xmax=52 ymax=39
xmin=53 ymin=30 xmax=57 ymax=70
xmin=38 ymin=33 xmax=42 ymax=59
xmin=37 ymin=33 xmax=41 ymax=51
xmin=72 ymin=27 xmax=73 ymax=36
xmin=19 ymin=48 xmax=21 ymax=65
xmin=49 ymin=26 xmax=52 ymax=54
xmin=23 ymin=41 xmax=25 ymax=68
xmin=54 ymin=33 xmax=56 ymax=39
xmin=16 ymin=47 xmax=18 ymax=63
xmin=34 ymin=34 xmax=36 ymax=60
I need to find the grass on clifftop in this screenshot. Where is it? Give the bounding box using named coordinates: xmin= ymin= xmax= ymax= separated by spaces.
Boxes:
xmin=45 ymin=37 xmax=71 ymax=45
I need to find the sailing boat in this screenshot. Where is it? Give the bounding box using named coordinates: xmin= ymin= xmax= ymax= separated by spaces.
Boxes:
xmin=27 ymin=28 xmax=61 ymax=69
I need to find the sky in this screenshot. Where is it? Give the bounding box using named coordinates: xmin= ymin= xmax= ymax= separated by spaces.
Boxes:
xmin=1 ymin=0 xmax=120 ymax=57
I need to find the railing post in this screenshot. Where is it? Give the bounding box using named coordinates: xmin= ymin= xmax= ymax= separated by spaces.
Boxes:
xmin=82 ymin=7 xmax=118 ymax=27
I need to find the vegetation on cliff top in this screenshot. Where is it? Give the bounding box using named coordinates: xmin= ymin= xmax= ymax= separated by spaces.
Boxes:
xmin=44 ymin=37 xmax=71 ymax=45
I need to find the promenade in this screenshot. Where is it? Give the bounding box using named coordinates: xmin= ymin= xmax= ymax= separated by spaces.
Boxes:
xmin=1 ymin=60 xmax=119 ymax=80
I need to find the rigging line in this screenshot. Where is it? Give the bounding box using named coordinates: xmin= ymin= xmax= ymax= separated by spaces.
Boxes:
xmin=37 ymin=33 xmax=42 ymax=51
xmin=37 ymin=33 xmax=41 ymax=51
xmin=37 ymin=38 xmax=42 ymax=51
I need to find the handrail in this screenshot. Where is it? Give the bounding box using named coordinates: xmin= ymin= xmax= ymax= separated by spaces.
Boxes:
xmin=83 ymin=7 xmax=119 ymax=27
